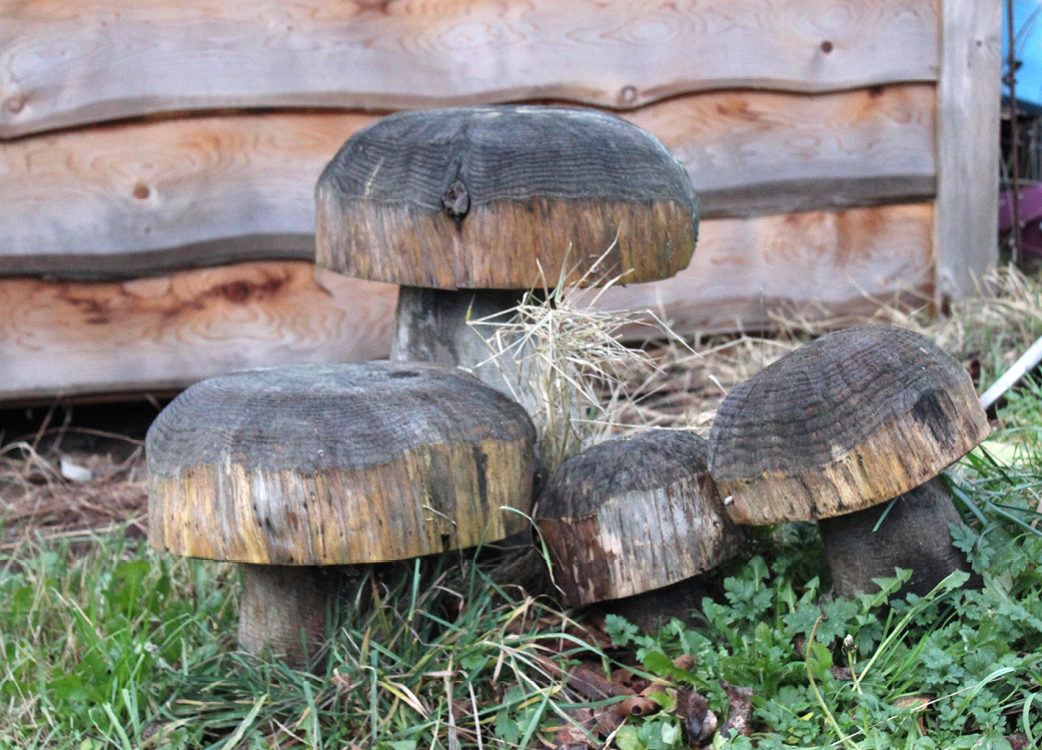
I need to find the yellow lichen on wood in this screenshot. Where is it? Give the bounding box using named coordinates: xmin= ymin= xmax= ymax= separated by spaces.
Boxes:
xmin=316 ymin=195 xmax=696 ymax=290
xmin=149 ymin=433 xmax=532 ymax=564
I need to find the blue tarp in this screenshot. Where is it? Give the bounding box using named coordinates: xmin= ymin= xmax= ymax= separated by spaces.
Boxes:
xmin=1005 ymin=0 xmax=1042 ymax=111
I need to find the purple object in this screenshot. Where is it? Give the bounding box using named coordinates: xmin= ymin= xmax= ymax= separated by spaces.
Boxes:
xmin=1000 ymin=181 xmax=1042 ymax=257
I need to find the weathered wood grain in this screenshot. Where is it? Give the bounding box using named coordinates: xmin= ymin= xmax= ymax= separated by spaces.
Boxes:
xmin=634 ymin=84 xmax=936 ymax=218
xmin=592 ymin=203 xmax=936 ymax=335
xmin=933 ymin=0 xmax=1001 ymax=303
xmin=147 ymin=359 xmax=535 ymax=663
xmin=315 ymin=106 xmax=697 ymax=290
xmin=0 ymin=87 xmax=935 ymax=278
xmin=1 ymin=0 xmax=939 ymax=138
xmin=0 ymin=113 xmax=372 ymax=278
xmin=0 ymin=261 xmax=398 ymax=402
xmin=147 ymin=360 xmax=536 ymax=564
xmin=0 ymin=205 xmax=937 ymax=402
xmin=707 ymin=324 xmax=990 ymax=526
xmin=536 ymin=430 xmax=743 ymax=607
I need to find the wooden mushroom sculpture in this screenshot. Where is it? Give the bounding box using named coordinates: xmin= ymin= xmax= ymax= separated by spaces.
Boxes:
xmin=315 ymin=105 xmax=698 ymax=399
xmin=536 ymin=430 xmax=744 ymax=629
xmin=708 ymin=324 xmax=990 ymax=598
xmin=147 ymin=361 xmax=535 ymax=666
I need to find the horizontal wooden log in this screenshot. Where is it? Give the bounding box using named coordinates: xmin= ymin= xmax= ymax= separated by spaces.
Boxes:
xmin=0 ymin=261 xmax=397 ymax=402
xmin=0 ymin=205 xmax=933 ymax=402
xmin=0 ymin=86 xmax=935 ymax=278
xmin=629 ymin=84 xmax=935 ymax=218
xmin=592 ymin=203 xmax=935 ymax=335
xmin=1 ymin=0 xmax=939 ymax=139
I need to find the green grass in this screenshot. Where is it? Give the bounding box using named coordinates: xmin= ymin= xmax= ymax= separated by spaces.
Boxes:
xmin=5 ymin=427 xmax=1042 ymax=748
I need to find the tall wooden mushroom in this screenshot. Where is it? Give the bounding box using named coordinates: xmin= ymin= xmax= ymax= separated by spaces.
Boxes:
xmin=314 ymin=105 xmax=698 ymax=399
xmin=708 ymin=324 xmax=990 ymax=598
xmin=147 ymin=361 xmax=535 ymax=666
xmin=536 ymin=430 xmax=744 ymax=629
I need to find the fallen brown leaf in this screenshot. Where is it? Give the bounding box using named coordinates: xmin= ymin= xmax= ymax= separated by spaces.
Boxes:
xmin=675 ymin=689 xmax=715 ymax=746
xmin=719 ymin=681 xmax=754 ymax=740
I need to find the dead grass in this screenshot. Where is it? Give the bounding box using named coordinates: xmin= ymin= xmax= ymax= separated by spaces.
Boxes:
xmin=0 ymin=430 xmax=148 ymax=549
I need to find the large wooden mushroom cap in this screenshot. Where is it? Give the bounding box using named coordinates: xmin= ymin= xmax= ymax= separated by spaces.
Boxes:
xmin=315 ymin=105 xmax=698 ymax=290
xmin=536 ymin=430 xmax=743 ymax=618
xmin=708 ymin=324 xmax=989 ymax=527
xmin=147 ymin=361 xmax=536 ymax=564
xmin=147 ymin=361 xmax=536 ymax=664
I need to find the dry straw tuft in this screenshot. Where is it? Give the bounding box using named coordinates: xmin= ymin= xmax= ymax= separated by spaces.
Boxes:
xmin=469 ymin=257 xmax=1042 ymax=475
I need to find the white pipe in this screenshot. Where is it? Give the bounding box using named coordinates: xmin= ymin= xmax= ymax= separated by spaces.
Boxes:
xmin=979 ymin=334 xmax=1042 ymax=410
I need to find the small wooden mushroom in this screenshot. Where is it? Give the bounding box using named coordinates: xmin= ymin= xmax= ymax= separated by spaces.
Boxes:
xmin=147 ymin=361 xmax=535 ymax=666
xmin=536 ymin=430 xmax=744 ymax=629
xmin=314 ymin=105 xmax=698 ymax=400
xmin=708 ymin=324 xmax=990 ymax=598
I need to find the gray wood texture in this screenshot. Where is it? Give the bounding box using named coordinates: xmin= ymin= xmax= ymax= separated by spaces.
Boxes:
xmin=708 ymin=324 xmax=990 ymax=526
xmin=0 ymin=87 xmax=934 ymax=278
xmin=536 ymin=430 xmax=743 ymax=606
xmin=1 ymin=0 xmax=939 ymax=139
xmin=933 ymin=0 xmax=1002 ymax=302
xmin=818 ymin=478 xmax=972 ymax=598
xmin=147 ymin=360 xmax=536 ymax=564
xmin=316 ymin=106 xmax=697 ymax=290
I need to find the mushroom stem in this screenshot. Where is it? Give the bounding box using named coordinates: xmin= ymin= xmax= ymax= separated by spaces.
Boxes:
xmin=817 ymin=477 xmax=973 ymax=599
xmin=391 ymin=286 xmax=534 ymax=402
xmin=237 ymin=564 xmax=343 ymax=667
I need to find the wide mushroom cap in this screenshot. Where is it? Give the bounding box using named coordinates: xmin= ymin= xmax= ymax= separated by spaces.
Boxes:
xmin=315 ymin=105 xmax=698 ymax=290
xmin=708 ymin=324 xmax=990 ymax=526
xmin=536 ymin=430 xmax=743 ymax=606
xmin=147 ymin=361 xmax=536 ymax=565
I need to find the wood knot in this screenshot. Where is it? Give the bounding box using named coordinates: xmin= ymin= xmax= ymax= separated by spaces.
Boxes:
xmin=3 ymin=94 xmax=26 ymax=115
xmin=442 ymin=178 xmax=470 ymax=222
xmin=619 ymin=85 xmax=638 ymax=105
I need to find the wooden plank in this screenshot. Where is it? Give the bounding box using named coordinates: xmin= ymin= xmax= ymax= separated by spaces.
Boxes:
xmin=0 ymin=113 xmax=369 ymax=278
xmin=0 ymin=206 xmax=932 ymax=402
xmin=0 ymin=261 xmax=397 ymax=401
xmin=593 ymin=203 xmax=935 ymax=337
xmin=631 ymin=84 xmax=935 ymax=218
xmin=0 ymin=86 xmax=935 ymax=278
xmin=933 ymin=0 xmax=1001 ymax=305
xmin=1 ymin=0 xmax=940 ymax=138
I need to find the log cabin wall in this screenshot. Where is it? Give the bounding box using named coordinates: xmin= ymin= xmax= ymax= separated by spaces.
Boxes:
xmin=0 ymin=1 xmax=1000 ymax=402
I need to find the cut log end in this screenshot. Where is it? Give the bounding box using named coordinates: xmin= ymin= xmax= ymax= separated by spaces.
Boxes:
xmin=315 ymin=106 xmax=698 ymax=290
xmin=709 ymin=324 xmax=990 ymax=526
xmin=537 ymin=430 xmax=744 ymax=608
